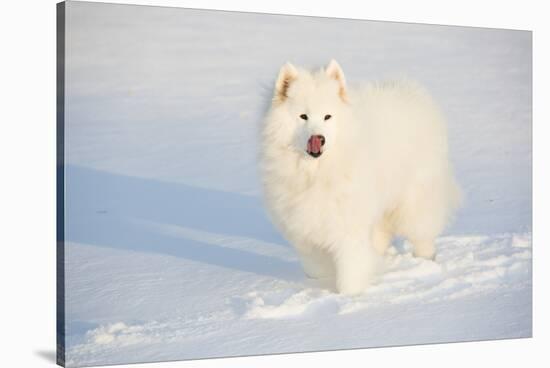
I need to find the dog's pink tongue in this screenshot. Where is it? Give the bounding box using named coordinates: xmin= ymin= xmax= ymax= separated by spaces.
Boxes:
xmin=308 ymin=136 xmax=322 ymax=153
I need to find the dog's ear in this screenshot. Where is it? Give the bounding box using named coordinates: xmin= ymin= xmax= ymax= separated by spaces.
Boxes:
xmin=326 ymin=59 xmax=347 ymax=102
xmin=274 ymin=62 xmax=298 ymax=103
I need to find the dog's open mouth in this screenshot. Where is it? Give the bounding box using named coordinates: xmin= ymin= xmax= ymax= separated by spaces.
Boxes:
xmin=307 ymin=135 xmax=325 ymax=158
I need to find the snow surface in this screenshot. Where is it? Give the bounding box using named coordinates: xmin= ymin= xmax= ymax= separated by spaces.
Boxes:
xmin=63 ymin=2 xmax=532 ymax=367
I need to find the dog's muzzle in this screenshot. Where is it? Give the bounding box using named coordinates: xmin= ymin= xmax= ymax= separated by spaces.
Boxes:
xmin=307 ymin=135 xmax=325 ymax=158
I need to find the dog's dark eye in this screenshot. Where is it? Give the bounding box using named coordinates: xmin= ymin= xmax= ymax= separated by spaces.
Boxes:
xmin=300 ymin=114 xmax=308 ymax=120
xmin=324 ymin=114 xmax=332 ymax=121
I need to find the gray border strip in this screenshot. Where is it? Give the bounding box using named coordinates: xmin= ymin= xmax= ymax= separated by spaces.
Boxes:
xmin=56 ymin=2 xmax=66 ymax=366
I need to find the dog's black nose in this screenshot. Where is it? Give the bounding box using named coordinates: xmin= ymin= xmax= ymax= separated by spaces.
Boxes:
xmin=317 ymin=135 xmax=326 ymax=146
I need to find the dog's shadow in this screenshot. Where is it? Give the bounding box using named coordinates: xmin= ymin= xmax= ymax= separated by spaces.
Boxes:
xmin=64 ymin=165 xmax=301 ymax=281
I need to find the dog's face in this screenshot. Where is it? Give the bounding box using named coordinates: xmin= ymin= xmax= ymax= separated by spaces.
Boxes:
xmin=271 ymin=60 xmax=349 ymax=159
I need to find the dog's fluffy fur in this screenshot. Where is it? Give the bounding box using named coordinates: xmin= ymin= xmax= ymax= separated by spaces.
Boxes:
xmin=260 ymin=60 xmax=461 ymax=295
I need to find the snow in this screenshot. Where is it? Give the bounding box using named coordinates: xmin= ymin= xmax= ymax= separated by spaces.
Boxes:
xmin=62 ymin=2 xmax=531 ymax=367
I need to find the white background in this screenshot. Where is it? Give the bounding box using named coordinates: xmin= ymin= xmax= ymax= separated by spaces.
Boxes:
xmin=0 ymin=0 xmax=547 ymax=367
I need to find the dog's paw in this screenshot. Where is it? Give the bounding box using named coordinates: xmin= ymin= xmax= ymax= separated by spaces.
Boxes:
xmin=413 ymin=248 xmax=436 ymax=261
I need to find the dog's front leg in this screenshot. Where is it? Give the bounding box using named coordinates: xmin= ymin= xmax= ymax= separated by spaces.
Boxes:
xmin=334 ymin=239 xmax=377 ymax=295
xmin=299 ymin=246 xmax=335 ymax=279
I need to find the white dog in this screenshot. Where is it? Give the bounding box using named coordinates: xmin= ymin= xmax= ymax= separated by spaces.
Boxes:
xmin=260 ymin=60 xmax=461 ymax=295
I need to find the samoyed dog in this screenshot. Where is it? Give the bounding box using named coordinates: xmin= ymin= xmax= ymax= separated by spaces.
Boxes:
xmin=260 ymin=60 xmax=461 ymax=295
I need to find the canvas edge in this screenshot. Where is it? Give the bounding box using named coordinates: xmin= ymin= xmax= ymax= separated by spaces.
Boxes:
xmin=56 ymin=1 xmax=67 ymax=367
